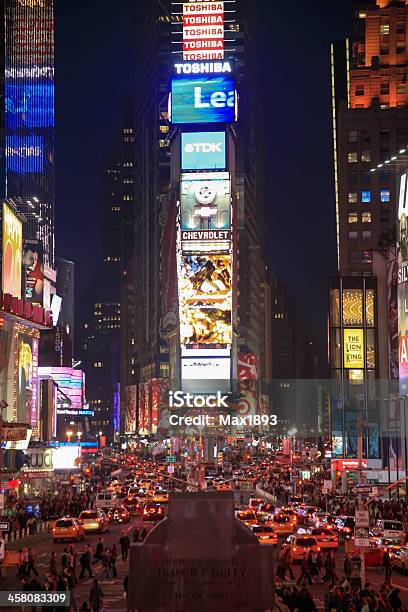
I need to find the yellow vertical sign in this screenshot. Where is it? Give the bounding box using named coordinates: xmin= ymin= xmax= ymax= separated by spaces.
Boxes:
xmin=343 ymin=328 xmax=364 ymax=369
xmin=2 ymin=203 xmax=22 ymax=299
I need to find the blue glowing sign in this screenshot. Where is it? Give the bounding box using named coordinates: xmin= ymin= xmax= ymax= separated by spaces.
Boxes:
xmin=181 ymin=131 xmax=226 ymax=170
xmin=6 ymin=135 xmax=44 ymax=174
xmin=171 ymin=76 xmax=235 ymax=124
xmin=6 ymin=82 xmax=54 ymax=128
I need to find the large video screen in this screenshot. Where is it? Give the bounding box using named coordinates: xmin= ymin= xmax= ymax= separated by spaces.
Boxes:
xmin=2 ymin=202 xmax=22 ymax=299
xmin=181 ymin=131 xmax=226 ymax=171
xmin=180 ymin=172 xmax=230 ymax=232
xmin=179 ymin=254 xmax=232 ymax=346
xmin=171 ymin=75 xmax=235 ymax=124
xmin=398 ymin=171 xmax=408 ymax=391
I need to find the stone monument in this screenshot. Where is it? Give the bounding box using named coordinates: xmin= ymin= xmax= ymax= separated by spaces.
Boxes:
xmin=128 ymin=491 xmax=275 ymax=612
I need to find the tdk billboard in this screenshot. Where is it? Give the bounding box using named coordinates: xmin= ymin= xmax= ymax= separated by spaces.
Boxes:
xmin=171 ymin=75 xmax=235 ymax=124
xmin=181 ymin=131 xmax=226 ymax=170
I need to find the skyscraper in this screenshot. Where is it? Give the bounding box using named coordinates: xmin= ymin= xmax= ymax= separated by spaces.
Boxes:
xmin=2 ymin=0 xmax=55 ymax=267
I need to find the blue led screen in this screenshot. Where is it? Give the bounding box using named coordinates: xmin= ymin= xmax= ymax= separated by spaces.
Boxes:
xmin=181 ymin=131 xmax=226 ymax=170
xmin=171 ymin=76 xmax=235 ymax=125
xmin=6 ymin=135 xmax=44 ymax=174
xmin=6 ymin=82 xmax=54 ymax=128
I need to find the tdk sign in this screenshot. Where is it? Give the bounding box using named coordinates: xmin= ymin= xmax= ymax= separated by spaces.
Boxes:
xmin=182 ymin=131 xmax=226 ymax=170
xmin=170 ymin=75 xmax=236 ymax=125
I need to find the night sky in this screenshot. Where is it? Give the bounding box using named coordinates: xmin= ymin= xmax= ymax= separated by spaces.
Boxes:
xmin=55 ymin=0 xmax=352 ymax=349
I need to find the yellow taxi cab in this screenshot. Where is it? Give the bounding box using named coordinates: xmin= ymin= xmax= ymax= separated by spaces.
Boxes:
xmin=235 ymin=510 xmax=258 ymax=527
xmin=52 ymin=518 xmax=85 ymax=543
xmin=79 ymin=510 xmax=109 ymax=534
xmin=251 ymin=524 xmax=278 ymax=545
xmin=309 ymin=527 xmax=338 ymax=550
xmin=152 ymin=492 xmax=169 ymax=504
xmin=281 ymin=535 xmax=320 ymax=562
xmin=216 ymin=482 xmax=232 ymax=491
xmin=143 ymin=502 xmax=166 ymax=521
xmin=268 ymin=514 xmax=296 ymax=536
xmin=389 ymin=545 xmax=408 ymax=573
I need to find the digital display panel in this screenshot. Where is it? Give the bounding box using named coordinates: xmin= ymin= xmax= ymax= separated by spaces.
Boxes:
xmin=23 ymin=240 xmax=44 ymax=306
xmin=6 ymin=82 xmax=54 ymax=128
xmin=179 ymin=254 xmax=232 ymax=346
xmin=38 ymin=367 xmax=84 ymax=411
xmin=171 ymin=75 xmax=235 ymax=124
xmin=181 ymin=131 xmax=226 ymax=170
xmin=180 ymin=172 xmax=230 ymax=231
xmin=6 ymin=135 xmax=44 ymax=174
xmin=2 ymin=202 xmax=22 ymax=299
xmin=398 ymin=171 xmax=408 ymax=390
xmin=181 ymin=357 xmax=231 ymax=394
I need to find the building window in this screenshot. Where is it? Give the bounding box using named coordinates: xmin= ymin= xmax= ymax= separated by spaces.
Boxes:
xmin=355 ymin=86 xmax=365 ymax=96
xmin=397 ymin=42 xmax=406 ymax=54
xmin=380 ymin=189 xmax=390 ymax=203
xmin=348 ymin=171 xmax=358 ymax=184
xmin=380 ymin=83 xmax=389 ymax=95
xmin=361 ymin=151 xmax=371 ymax=162
xmin=380 ymin=23 xmax=390 ymax=36
xmin=380 ymin=129 xmax=390 ymax=140
xmin=381 ymin=210 xmax=391 ymax=223
xmin=380 ymin=46 xmax=389 ymax=55
xmin=361 ymin=130 xmax=371 ymax=144
xmin=397 ymin=83 xmax=406 ymax=94
xmin=348 ymin=191 xmax=358 ymax=204
xmin=348 ymin=130 xmax=358 ymax=143
xmin=362 ymin=171 xmax=371 ymax=183
xmin=348 ymin=152 xmax=358 ymax=163
xmin=348 ymin=231 xmax=358 ymax=242
xmin=348 ymin=212 xmax=358 ymax=224
xmin=362 ymin=212 xmax=372 ymax=223
xmin=362 ymin=230 xmax=371 ymax=241
xmin=362 ymin=191 xmax=371 ymax=203
xmin=380 ymin=169 xmax=390 ymax=182
xmin=397 ymin=22 xmax=405 ymax=34
xmin=397 ymin=127 xmax=407 ymax=144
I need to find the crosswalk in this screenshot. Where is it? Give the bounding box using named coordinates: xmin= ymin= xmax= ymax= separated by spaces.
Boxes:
xmin=72 ymin=556 xmax=128 ymax=610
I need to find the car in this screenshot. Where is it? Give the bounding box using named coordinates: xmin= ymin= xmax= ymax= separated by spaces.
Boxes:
xmin=143 ymin=502 xmax=166 ymax=521
xmin=295 ymin=506 xmax=320 ymax=524
xmin=251 ymin=524 xmax=278 ymax=545
xmin=373 ymin=520 xmax=405 ymax=543
xmin=334 ymin=516 xmax=355 ymax=541
xmin=95 ymin=492 xmax=117 ymax=511
xmin=52 ymin=518 xmax=85 ymax=543
xmin=248 ymin=497 xmax=263 ymax=510
xmin=269 ymin=514 xmax=296 ymax=536
xmin=107 ymin=507 xmax=130 ymax=524
xmin=281 ymin=535 xmax=320 ymax=562
xmin=309 ymin=528 xmax=338 ymax=550
xmin=79 ymin=510 xmax=109 ymax=534
xmin=236 ymin=510 xmax=258 ymax=527
xmin=216 ymin=482 xmax=232 ymax=491
xmin=389 ymin=546 xmax=408 ymax=573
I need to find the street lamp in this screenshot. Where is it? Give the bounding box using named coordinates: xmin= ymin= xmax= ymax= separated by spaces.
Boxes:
xmin=66 ymin=429 xmax=73 ymax=443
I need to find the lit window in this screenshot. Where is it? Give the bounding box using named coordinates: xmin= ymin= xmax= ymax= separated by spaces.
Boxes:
xmin=362 ymin=212 xmax=372 ymax=223
xmin=348 ymin=212 xmax=358 ymax=224
xmin=348 ymin=130 xmax=358 ymax=143
xmin=348 ymin=231 xmax=358 ymax=241
xmin=380 ymin=23 xmax=389 ymax=36
xmin=349 ymin=192 xmax=358 ymax=204
xmin=397 ymin=83 xmax=406 ymax=94
xmin=361 ymin=151 xmax=371 ymax=162
xmin=380 ymin=189 xmax=390 ymax=203
xmin=362 ymin=191 xmax=371 ymax=203
xmin=348 ymin=152 xmax=358 ymax=163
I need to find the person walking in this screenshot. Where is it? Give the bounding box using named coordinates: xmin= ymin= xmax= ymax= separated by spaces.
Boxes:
xmin=132 ymin=528 xmax=139 ymax=543
xmin=110 ymin=545 xmax=118 ymax=578
xmin=27 ymin=547 xmax=38 ymax=578
xmin=119 ymin=534 xmax=130 ymax=562
xmin=297 ymin=552 xmax=312 ymax=586
xmin=88 ymin=578 xmax=103 ymax=612
xmin=281 ymin=548 xmax=294 ymax=581
xmin=343 ymin=553 xmax=352 ymax=580
xmin=79 ymin=548 xmax=93 ymax=579
xmin=101 ymin=548 xmax=111 ymax=580
xmin=94 ymin=538 xmax=103 ymax=562
xmin=383 ymin=549 xmax=392 ymax=583
xmin=49 ymin=551 xmax=57 ymax=577
xmin=67 ymin=568 xmax=78 ymax=612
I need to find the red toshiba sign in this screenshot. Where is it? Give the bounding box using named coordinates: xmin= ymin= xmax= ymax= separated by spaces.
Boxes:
xmin=182 ymin=1 xmax=224 ymax=60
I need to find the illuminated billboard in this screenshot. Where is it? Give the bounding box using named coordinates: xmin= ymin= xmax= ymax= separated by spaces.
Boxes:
xmin=181 ymin=131 xmax=226 ymax=170
xmin=181 ymin=357 xmax=231 ymax=394
xmin=6 ymin=82 xmax=54 ymax=128
xmin=398 ymin=171 xmax=408 ymax=389
xmin=2 ymin=202 xmax=22 ymax=299
xmin=343 ymin=329 xmax=365 ymax=369
xmin=182 ymin=2 xmax=224 ymax=60
xmin=38 ymin=367 xmax=84 ymax=411
xmin=180 ymin=172 xmax=230 ymax=231
xmin=179 ymin=254 xmax=232 ymax=346
xmin=125 ymin=385 xmax=136 ymax=434
xmin=23 ymin=240 xmax=44 ymax=305
xmin=170 ymin=75 xmax=236 ymax=124
xmin=6 ymin=135 xmax=44 ymax=174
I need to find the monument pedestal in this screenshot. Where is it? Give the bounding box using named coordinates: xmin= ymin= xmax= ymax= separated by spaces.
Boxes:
xmin=128 ymin=492 xmax=275 ymax=612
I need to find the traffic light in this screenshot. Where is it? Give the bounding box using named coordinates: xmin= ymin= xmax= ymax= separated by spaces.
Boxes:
xmin=84 ymin=466 xmax=91 ymax=478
